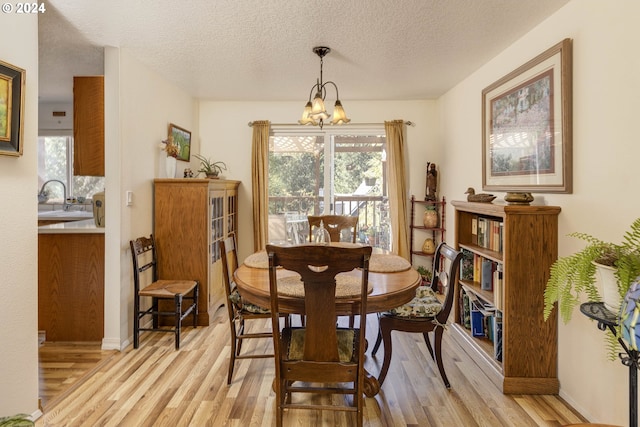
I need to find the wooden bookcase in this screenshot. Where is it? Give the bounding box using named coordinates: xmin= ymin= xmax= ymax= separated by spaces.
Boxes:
xmin=450 ymin=200 xmax=561 ymax=394
xmin=409 ymin=196 xmax=446 ymax=271
xmin=154 ymin=178 xmax=240 ymax=326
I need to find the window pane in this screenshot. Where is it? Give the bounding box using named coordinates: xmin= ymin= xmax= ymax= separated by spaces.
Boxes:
xmin=267 ymin=129 xmax=391 ymax=251
xmin=38 ymin=136 xmax=68 ymax=200
xmin=38 ymin=135 xmax=105 ymax=201
xmin=73 ymin=176 xmax=105 ymax=199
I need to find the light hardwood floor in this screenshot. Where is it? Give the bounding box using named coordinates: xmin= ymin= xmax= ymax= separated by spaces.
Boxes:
xmin=37 ymin=308 xmax=586 ymax=426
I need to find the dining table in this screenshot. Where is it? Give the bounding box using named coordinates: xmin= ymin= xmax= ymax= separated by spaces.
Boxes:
xmin=233 ymin=243 xmax=422 ymax=397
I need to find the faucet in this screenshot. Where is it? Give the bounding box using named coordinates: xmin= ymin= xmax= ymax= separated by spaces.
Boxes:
xmin=38 ymin=179 xmax=71 ymax=211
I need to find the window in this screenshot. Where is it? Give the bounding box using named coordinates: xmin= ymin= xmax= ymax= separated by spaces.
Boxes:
xmin=267 ymin=126 xmax=391 ymax=250
xmin=37 ymin=135 xmax=105 ymax=202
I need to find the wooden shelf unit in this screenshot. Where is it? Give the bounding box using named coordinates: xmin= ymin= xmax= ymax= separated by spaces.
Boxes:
xmin=409 ymin=196 xmax=446 ymax=271
xmin=154 ymin=179 xmax=240 ymax=326
xmin=450 ymin=200 xmax=561 ymax=394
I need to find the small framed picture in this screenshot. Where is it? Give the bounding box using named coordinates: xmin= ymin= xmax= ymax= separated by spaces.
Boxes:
xmin=168 ymin=123 xmax=191 ymax=162
xmin=0 ymin=59 xmax=26 ymax=157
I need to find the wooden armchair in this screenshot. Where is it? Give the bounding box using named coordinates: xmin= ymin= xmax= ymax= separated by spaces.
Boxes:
xmin=307 ymin=215 xmax=358 ymax=243
xmin=372 ymin=242 xmax=463 ymax=388
xmin=266 ymin=244 xmax=372 ymax=427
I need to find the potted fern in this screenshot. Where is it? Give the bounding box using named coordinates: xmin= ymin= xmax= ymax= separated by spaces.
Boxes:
xmin=543 ymin=217 xmax=640 ymax=324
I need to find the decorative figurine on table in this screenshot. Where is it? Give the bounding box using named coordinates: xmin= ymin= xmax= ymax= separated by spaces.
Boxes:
xmin=425 ymin=162 xmax=438 ymax=201
xmin=183 ymin=168 xmax=194 ymax=178
xmin=465 ymin=187 xmax=496 ymax=203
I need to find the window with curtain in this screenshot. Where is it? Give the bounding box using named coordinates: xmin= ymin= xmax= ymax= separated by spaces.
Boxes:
xmin=267 ymin=126 xmax=392 ymax=251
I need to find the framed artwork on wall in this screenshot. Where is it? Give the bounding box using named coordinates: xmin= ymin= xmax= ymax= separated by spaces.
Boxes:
xmin=168 ymin=123 xmax=191 ymax=162
xmin=0 ymin=59 xmax=25 ymax=157
xmin=482 ymin=38 xmax=572 ymax=193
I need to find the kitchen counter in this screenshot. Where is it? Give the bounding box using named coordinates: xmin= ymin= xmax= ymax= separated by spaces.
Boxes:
xmin=38 ymin=218 xmax=104 ymax=234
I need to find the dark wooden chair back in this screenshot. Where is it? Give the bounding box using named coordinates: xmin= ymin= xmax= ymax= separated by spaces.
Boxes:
xmin=129 ymin=234 xmax=198 ymax=350
xmin=372 ymin=242 xmax=462 ymax=388
xmin=307 ymin=215 xmax=358 ymax=243
xmin=266 ymin=244 xmax=372 ymax=426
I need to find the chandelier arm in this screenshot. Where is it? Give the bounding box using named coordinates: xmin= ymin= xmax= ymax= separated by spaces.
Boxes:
xmin=322 ymin=81 xmax=340 ymax=100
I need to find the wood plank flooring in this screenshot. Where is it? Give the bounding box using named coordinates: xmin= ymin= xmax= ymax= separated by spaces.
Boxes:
xmin=37 ymin=308 xmax=587 ymax=426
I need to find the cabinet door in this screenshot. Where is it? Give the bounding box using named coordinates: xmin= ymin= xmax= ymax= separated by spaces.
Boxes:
xmin=73 ymin=76 xmax=104 ymax=176
xmin=208 ymin=189 xmax=226 ymax=308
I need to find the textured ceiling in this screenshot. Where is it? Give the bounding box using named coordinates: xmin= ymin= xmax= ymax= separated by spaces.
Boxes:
xmin=39 ymin=0 xmax=569 ymax=104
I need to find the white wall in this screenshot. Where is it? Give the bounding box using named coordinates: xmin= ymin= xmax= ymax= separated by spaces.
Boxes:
xmin=438 ymin=0 xmax=640 ymax=424
xmin=0 ymin=12 xmax=40 ymax=418
xmin=104 ymin=47 xmax=199 ymax=349
xmin=198 ymin=100 xmax=437 ymax=261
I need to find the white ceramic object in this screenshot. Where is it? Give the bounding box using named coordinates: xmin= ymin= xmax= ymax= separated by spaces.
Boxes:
xmin=594 ymin=261 xmax=620 ymax=313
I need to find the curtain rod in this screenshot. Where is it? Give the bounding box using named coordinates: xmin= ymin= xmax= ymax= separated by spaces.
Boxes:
xmin=247 ymin=121 xmax=414 ymax=127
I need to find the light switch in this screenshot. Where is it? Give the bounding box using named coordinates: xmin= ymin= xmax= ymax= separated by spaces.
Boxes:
xmin=126 ymin=191 xmax=133 ymax=206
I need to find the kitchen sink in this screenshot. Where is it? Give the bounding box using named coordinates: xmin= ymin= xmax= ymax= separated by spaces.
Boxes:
xmin=38 ymin=210 xmax=93 ymax=221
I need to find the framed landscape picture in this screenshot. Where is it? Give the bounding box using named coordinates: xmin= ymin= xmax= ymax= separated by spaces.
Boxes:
xmin=0 ymin=59 xmax=25 ymax=157
xmin=482 ymin=38 xmax=572 ymax=193
xmin=168 ymin=123 xmax=191 ymax=162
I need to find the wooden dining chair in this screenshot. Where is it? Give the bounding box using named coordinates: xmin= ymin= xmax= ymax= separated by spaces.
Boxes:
xmin=266 ymin=244 xmax=372 ymax=427
xmin=307 ymin=215 xmax=358 ymax=243
xmin=372 ymin=242 xmax=462 ymax=388
xmin=129 ymin=234 xmax=198 ymax=350
xmin=220 ymin=234 xmax=275 ymax=384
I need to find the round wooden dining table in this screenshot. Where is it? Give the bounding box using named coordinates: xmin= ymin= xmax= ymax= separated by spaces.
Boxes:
xmin=233 ymin=247 xmax=422 ymax=397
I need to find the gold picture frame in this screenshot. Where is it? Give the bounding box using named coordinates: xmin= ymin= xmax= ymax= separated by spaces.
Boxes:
xmin=482 ymin=38 xmax=572 ymax=193
xmin=168 ymin=123 xmax=191 ymax=162
xmin=0 ymin=59 xmax=25 ymax=157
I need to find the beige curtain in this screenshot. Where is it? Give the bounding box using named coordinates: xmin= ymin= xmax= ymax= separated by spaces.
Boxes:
xmin=385 ymin=120 xmax=410 ymax=259
xmin=251 ymin=120 xmax=270 ymax=251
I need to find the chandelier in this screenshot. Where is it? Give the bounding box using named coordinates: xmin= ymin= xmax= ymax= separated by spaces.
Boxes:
xmin=299 ymin=46 xmax=350 ymax=129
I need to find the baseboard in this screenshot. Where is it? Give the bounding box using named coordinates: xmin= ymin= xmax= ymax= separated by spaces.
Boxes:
xmin=101 ymin=337 xmax=123 ymax=350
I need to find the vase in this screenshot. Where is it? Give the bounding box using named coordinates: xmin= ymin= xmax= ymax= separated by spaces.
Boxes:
xmin=165 ymin=156 xmax=177 ymax=178
xmin=422 ymin=238 xmax=436 ymax=255
xmin=594 ymin=261 xmax=620 ymax=312
xmin=423 ymin=210 xmax=438 ymax=228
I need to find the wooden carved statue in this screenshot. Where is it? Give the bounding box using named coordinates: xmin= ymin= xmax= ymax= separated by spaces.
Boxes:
xmin=425 ymin=162 xmax=438 ymax=201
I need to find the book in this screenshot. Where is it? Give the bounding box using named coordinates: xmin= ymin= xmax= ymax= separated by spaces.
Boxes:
xmin=471 ymin=216 xmax=478 ymax=244
xmin=493 ymin=263 xmax=503 ymax=310
xmin=460 ymin=248 xmax=474 ymax=281
xmin=481 ymin=259 xmax=494 ymax=291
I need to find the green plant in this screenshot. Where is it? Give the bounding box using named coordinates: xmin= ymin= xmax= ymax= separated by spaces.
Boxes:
xmin=416 ymin=265 xmax=432 ymax=283
xmin=194 ymin=154 xmax=227 ymax=177
xmin=0 ymin=414 xmax=34 ymax=426
xmin=544 ymin=218 xmax=640 ymax=324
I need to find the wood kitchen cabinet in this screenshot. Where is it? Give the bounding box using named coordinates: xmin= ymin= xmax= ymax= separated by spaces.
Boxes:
xmin=73 ymin=76 xmax=104 ymax=176
xmin=154 ymin=178 xmax=240 ymax=326
xmin=38 ymin=233 xmax=105 ymax=341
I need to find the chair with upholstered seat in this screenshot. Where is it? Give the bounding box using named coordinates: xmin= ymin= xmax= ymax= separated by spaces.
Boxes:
xmin=266 ymin=244 xmax=372 ymax=427
xmin=130 ymin=234 xmax=199 ymax=350
xmin=307 ymin=215 xmax=358 ymax=243
xmin=372 ymin=242 xmax=462 ymax=388
xmin=220 ymin=234 xmax=277 ymax=384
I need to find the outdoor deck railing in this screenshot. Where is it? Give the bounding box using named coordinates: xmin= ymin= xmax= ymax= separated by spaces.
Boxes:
xmin=268 ymin=195 xmax=391 ymax=250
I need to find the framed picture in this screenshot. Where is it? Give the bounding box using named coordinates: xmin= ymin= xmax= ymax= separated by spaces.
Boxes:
xmin=482 ymin=38 xmax=572 ymax=193
xmin=168 ymin=123 xmax=191 ymax=162
xmin=0 ymin=59 xmax=25 ymax=157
